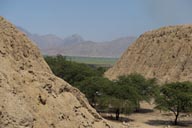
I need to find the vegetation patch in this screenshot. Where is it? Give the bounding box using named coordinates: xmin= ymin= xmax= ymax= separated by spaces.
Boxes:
xmin=45 ymin=55 xmax=192 ymax=126
xmin=65 ymin=56 xmax=118 ymax=66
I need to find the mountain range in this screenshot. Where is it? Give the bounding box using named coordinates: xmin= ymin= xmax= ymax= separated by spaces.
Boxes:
xmin=17 ymin=27 xmax=136 ymax=58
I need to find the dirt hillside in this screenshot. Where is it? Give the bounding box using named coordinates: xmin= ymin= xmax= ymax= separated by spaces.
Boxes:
xmin=105 ymin=25 xmax=192 ymax=83
xmin=0 ymin=16 xmax=115 ymax=128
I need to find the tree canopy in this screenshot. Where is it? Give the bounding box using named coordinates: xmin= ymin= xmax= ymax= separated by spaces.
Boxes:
xmin=44 ymin=55 xmax=104 ymax=85
xmin=155 ymin=82 xmax=192 ymax=125
xmin=44 ymin=55 xmax=158 ymax=120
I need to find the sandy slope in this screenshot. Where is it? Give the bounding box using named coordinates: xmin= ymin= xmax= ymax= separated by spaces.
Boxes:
xmin=105 ymin=25 xmax=192 ymax=83
xmin=0 ymin=16 xmax=114 ymax=128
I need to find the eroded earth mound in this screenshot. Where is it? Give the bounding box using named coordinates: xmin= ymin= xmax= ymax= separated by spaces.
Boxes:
xmin=105 ymin=25 xmax=192 ymax=83
xmin=0 ymin=17 xmax=112 ymax=128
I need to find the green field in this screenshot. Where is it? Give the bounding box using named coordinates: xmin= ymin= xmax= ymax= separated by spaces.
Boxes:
xmin=65 ymin=56 xmax=118 ymax=66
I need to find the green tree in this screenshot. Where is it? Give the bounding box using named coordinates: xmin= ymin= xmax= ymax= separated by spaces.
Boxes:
xmin=155 ymin=82 xmax=192 ymax=125
xmin=44 ymin=56 xmax=158 ymax=121
xmin=97 ymin=74 xmax=157 ymax=120
xmin=97 ymin=96 xmax=133 ymax=120
xmin=116 ymin=73 xmax=158 ymax=111
xmin=76 ymin=76 xmax=112 ymax=107
xmin=44 ymin=55 xmax=102 ymax=85
xmin=76 ymin=76 xmax=137 ymax=120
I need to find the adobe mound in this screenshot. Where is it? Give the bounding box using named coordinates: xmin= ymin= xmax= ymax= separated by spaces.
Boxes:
xmin=0 ymin=16 xmax=112 ymax=128
xmin=105 ymin=25 xmax=192 ymax=83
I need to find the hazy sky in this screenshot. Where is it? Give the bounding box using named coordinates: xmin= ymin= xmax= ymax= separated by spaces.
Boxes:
xmin=0 ymin=0 xmax=192 ymax=41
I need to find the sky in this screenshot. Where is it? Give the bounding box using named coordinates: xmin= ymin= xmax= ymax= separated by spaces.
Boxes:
xmin=0 ymin=0 xmax=192 ymax=41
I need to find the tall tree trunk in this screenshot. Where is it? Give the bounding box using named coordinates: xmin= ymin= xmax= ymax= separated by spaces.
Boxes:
xmin=174 ymin=112 xmax=179 ymax=125
xmin=135 ymin=100 xmax=140 ymax=112
xmin=115 ymin=108 xmax=120 ymax=120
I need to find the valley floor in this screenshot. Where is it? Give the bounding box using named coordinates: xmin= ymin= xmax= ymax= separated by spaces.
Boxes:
xmin=107 ymin=102 xmax=192 ymax=128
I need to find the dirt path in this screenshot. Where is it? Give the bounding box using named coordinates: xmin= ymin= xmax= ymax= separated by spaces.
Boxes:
xmin=108 ymin=102 xmax=192 ymax=128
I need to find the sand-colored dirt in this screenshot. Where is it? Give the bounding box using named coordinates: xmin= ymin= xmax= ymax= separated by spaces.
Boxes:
xmin=105 ymin=25 xmax=192 ymax=84
xmin=108 ymin=102 xmax=192 ymax=128
xmin=0 ymin=16 xmax=114 ymax=128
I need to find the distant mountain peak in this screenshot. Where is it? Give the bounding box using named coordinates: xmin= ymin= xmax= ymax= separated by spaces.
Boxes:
xmin=17 ymin=26 xmax=137 ymax=57
xmin=71 ymin=33 xmax=82 ymax=38
xmin=64 ymin=34 xmax=84 ymax=44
